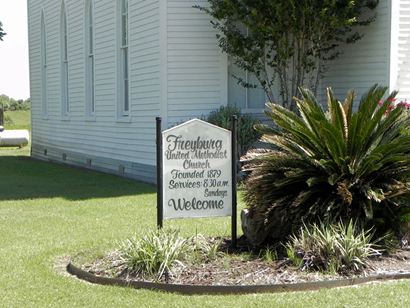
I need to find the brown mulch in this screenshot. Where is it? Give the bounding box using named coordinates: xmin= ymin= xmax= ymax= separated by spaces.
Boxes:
xmin=75 ymin=240 xmax=410 ymax=286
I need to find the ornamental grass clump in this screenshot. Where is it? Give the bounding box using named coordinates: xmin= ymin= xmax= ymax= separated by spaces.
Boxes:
xmin=118 ymin=229 xmax=223 ymax=281
xmin=243 ymin=85 xmax=410 ymax=246
xmin=285 ymin=221 xmax=380 ymax=274
xmin=118 ymin=228 xmax=189 ymax=280
xmin=187 ymin=234 xmax=223 ymax=263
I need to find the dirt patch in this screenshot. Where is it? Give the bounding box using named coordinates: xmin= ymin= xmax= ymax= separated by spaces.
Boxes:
xmin=72 ymin=239 xmax=410 ymax=286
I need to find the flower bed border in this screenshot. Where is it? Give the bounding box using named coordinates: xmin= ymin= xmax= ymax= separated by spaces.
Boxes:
xmin=66 ymin=262 xmax=410 ymax=295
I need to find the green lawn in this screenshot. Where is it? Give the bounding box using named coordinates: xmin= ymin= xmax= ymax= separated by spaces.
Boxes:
xmin=3 ymin=110 xmax=31 ymax=130
xmin=1 ymin=149 xmax=410 ymax=307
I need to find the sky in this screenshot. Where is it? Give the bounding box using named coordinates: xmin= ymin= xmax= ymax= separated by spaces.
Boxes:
xmin=0 ymin=0 xmax=29 ymax=100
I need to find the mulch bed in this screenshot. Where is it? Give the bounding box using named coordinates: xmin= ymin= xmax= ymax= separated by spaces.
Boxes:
xmin=74 ymin=239 xmax=410 ymax=286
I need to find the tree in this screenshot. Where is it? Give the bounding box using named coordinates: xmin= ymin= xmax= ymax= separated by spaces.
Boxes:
xmin=0 ymin=21 xmax=5 ymax=41
xmin=0 ymin=95 xmax=31 ymax=111
xmin=197 ymin=1 xmax=378 ymax=109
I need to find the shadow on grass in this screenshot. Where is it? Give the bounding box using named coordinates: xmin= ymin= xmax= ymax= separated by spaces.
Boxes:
xmin=0 ymin=156 xmax=155 ymax=201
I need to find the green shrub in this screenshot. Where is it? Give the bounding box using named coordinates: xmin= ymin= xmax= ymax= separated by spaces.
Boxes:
xmin=285 ymin=221 xmax=380 ymax=274
xmin=243 ymin=85 xmax=410 ymax=245
xmin=207 ymin=105 xmax=261 ymax=156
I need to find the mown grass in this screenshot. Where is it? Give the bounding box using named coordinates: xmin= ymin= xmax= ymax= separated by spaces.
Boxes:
xmin=1 ymin=149 xmax=410 ymax=307
xmin=4 ymin=110 xmax=31 ymax=130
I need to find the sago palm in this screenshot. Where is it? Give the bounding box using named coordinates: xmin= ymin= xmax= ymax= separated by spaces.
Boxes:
xmin=243 ymin=85 xmax=410 ymax=246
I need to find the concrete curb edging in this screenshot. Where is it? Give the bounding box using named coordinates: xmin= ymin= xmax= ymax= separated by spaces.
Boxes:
xmin=66 ymin=263 xmax=410 ymax=295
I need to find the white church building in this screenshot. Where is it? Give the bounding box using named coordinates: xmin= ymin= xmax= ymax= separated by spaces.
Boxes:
xmin=27 ymin=0 xmax=408 ymax=183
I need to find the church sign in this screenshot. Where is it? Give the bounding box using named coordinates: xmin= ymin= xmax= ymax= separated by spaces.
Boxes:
xmin=156 ymin=117 xmax=238 ymax=246
xmin=162 ymin=119 xmax=232 ymax=219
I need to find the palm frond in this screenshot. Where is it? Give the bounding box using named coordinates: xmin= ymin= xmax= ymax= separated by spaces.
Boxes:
xmin=243 ymin=85 xmax=410 ymax=245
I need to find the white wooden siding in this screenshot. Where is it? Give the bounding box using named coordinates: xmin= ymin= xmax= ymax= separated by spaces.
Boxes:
xmin=28 ymin=0 xmax=161 ymax=176
xmin=166 ymin=0 xmax=227 ymax=126
xmin=391 ymin=0 xmax=410 ymax=100
xmin=319 ymin=2 xmax=391 ymax=105
xmin=28 ymin=0 xmax=399 ymax=183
